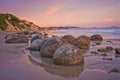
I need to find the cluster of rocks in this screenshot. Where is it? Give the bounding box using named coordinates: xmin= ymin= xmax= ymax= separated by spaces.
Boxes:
xmin=97 ymin=46 xmax=114 ymax=52
xmin=6 ymin=32 xmax=112 ymax=66
xmin=29 ymin=35 xmax=85 ymax=66
xmin=7 ymin=31 xmax=116 ymax=66
xmin=28 ymin=33 xmax=104 ymax=66
xmin=5 ymin=31 xmax=48 ymax=43
xmin=5 ymin=33 xmax=28 ymax=43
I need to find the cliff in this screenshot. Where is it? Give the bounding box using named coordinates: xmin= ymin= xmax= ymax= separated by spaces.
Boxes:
xmin=0 ymin=13 xmax=40 ymax=31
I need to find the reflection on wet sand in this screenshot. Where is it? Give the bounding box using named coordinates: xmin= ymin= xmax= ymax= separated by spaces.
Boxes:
xmin=28 ymin=51 xmax=84 ymax=78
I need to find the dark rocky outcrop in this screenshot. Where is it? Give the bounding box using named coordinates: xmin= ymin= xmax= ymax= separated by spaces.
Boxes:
xmin=53 ymin=45 xmax=84 ymax=66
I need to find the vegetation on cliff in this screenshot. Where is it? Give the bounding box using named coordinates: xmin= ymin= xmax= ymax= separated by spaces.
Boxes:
xmin=0 ymin=13 xmax=39 ymax=31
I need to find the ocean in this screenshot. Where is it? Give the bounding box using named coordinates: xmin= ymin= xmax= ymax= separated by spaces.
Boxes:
xmin=51 ymin=28 xmax=120 ymax=39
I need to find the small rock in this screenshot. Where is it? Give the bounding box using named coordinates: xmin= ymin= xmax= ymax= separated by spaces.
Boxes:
xmin=52 ymin=35 xmax=57 ymax=37
xmin=90 ymin=34 xmax=103 ymax=42
xmin=90 ymin=51 xmax=99 ymax=55
xmin=108 ymin=68 xmax=120 ymax=73
xmin=97 ymin=47 xmax=113 ymax=52
xmin=103 ymin=57 xmax=112 ymax=60
xmin=106 ymin=46 xmax=114 ymax=51
xmin=101 ymin=53 xmax=107 ymax=56
xmin=97 ymin=48 xmax=108 ymax=52
xmin=115 ymin=48 xmax=120 ymax=54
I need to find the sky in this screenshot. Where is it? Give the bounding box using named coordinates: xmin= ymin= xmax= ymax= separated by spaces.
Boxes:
xmin=0 ymin=0 xmax=120 ymax=27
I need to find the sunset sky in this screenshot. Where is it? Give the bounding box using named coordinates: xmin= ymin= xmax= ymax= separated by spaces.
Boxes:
xmin=0 ymin=0 xmax=120 ymax=27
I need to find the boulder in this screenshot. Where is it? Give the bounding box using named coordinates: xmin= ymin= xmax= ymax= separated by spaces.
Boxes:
xmin=72 ymin=35 xmax=90 ymax=50
xmin=29 ymin=51 xmax=84 ymax=78
xmin=115 ymin=48 xmax=120 ymax=54
xmin=16 ymin=31 xmax=30 ymax=35
xmin=53 ymin=45 xmax=84 ymax=66
xmin=90 ymin=34 xmax=103 ymax=41
xmin=29 ymin=39 xmax=47 ymax=51
xmin=30 ymin=34 xmax=45 ymax=43
xmin=5 ymin=33 xmax=28 ymax=43
xmin=40 ymin=37 xmax=69 ymax=58
xmin=62 ymin=35 xmax=75 ymax=44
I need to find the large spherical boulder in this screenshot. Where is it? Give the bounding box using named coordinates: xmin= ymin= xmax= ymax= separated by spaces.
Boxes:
xmin=62 ymin=35 xmax=75 ymax=44
xmin=30 ymin=34 xmax=45 ymax=43
xmin=5 ymin=33 xmax=28 ymax=43
xmin=40 ymin=37 xmax=69 ymax=58
xmin=53 ymin=45 xmax=84 ymax=66
xmin=90 ymin=34 xmax=103 ymax=41
xmin=29 ymin=39 xmax=47 ymax=51
xmin=72 ymin=35 xmax=90 ymax=49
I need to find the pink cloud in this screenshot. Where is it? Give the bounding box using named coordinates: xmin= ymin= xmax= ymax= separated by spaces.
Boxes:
xmin=104 ymin=18 xmax=114 ymax=22
xmin=65 ymin=13 xmax=74 ymax=19
xmin=104 ymin=18 xmax=120 ymax=22
xmin=42 ymin=5 xmax=61 ymax=15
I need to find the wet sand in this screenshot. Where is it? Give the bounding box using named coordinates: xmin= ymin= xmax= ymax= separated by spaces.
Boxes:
xmin=0 ymin=31 xmax=120 ymax=80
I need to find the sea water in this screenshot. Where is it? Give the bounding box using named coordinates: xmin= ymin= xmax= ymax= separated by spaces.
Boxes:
xmin=51 ymin=28 xmax=120 ymax=39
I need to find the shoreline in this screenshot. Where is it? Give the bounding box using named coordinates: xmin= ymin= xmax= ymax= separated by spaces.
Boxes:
xmin=0 ymin=31 xmax=120 ymax=80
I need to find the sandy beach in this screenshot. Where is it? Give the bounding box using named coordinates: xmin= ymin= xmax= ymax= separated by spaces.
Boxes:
xmin=0 ymin=31 xmax=120 ymax=80
xmin=0 ymin=31 xmax=56 ymax=80
xmin=0 ymin=0 xmax=120 ymax=79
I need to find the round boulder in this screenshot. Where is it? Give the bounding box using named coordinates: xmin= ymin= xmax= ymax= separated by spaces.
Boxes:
xmin=40 ymin=37 xmax=69 ymax=58
xmin=29 ymin=39 xmax=47 ymax=51
xmin=62 ymin=35 xmax=75 ymax=44
xmin=53 ymin=45 xmax=84 ymax=66
xmin=16 ymin=31 xmax=30 ymax=35
xmin=90 ymin=34 xmax=103 ymax=41
xmin=5 ymin=33 xmax=28 ymax=43
xmin=72 ymin=35 xmax=90 ymax=49
xmin=30 ymin=34 xmax=45 ymax=43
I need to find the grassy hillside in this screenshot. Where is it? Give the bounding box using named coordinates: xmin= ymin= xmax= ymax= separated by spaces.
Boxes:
xmin=0 ymin=14 xmax=8 ymax=30
xmin=0 ymin=13 xmax=39 ymax=31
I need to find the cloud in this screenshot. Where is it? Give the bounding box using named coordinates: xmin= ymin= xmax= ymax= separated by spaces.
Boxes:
xmin=104 ymin=18 xmax=120 ymax=22
xmin=64 ymin=12 xmax=78 ymax=19
xmin=42 ymin=5 xmax=61 ymax=15
xmin=105 ymin=18 xmax=113 ymax=22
